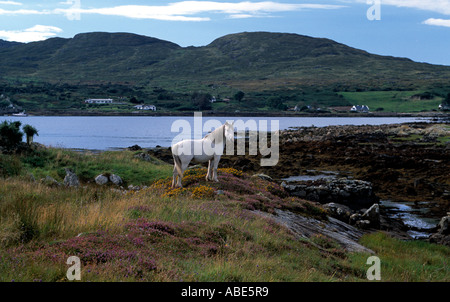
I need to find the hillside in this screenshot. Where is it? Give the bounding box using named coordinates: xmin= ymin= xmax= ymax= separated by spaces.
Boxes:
xmin=153 ymin=32 xmax=449 ymax=89
xmin=0 ymin=39 xmax=22 ymax=49
xmin=0 ymin=31 xmax=450 ymax=114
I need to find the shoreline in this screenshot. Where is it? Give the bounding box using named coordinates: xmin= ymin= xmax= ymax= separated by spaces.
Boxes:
xmin=16 ymin=110 xmax=450 ymax=118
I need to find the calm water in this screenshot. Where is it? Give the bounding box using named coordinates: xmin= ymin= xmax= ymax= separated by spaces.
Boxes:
xmin=1 ymin=115 xmax=425 ymax=150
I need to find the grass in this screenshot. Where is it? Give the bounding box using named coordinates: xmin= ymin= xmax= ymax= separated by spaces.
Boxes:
xmin=18 ymin=147 xmax=171 ymax=186
xmin=348 ymin=232 xmax=449 ymax=281
xmin=0 ymin=147 xmax=449 ymax=282
xmin=339 ymin=91 xmax=443 ymax=112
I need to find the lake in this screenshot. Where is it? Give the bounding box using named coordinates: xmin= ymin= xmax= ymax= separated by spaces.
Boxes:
xmin=1 ymin=115 xmax=426 ymax=150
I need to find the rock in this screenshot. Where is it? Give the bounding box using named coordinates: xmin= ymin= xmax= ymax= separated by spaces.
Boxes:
xmin=349 ymin=213 xmax=362 ymax=225
xmin=437 ymin=216 xmax=449 ymax=235
xmin=355 ymin=220 xmax=371 ymax=229
xmin=282 ymin=178 xmax=379 ymax=209
xmin=27 ymin=173 xmax=36 ymax=183
xmin=216 ymin=190 xmax=225 ymax=195
xmin=256 ymin=209 xmax=374 ymax=254
xmin=134 ymin=152 xmax=152 ymax=161
xmin=95 ymin=174 xmax=109 ymax=185
xmin=41 ymin=175 xmax=61 ymax=187
xmin=251 ymin=174 xmax=273 ymax=181
xmin=109 ymin=174 xmax=123 ymax=185
xmin=63 ymin=168 xmax=79 ymax=187
xmin=428 ymin=233 xmax=450 ymax=246
xmin=128 ymin=144 xmax=142 ymax=151
xmin=323 ymin=203 xmax=352 ymax=223
xmin=362 ymin=204 xmax=380 ymax=227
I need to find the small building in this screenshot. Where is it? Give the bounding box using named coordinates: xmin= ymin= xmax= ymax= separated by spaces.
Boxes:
xmin=134 ymin=104 xmax=156 ymax=111
xmin=350 ymin=105 xmax=370 ymax=113
xmin=85 ymin=98 xmax=113 ymax=104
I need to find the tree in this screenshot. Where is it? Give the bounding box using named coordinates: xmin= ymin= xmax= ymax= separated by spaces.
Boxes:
xmin=234 ymin=91 xmax=245 ymax=103
xmin=0 ymin=120 xmax=23 ymax=151
xmin=267 ymin=97 xmax=287 ymax=110
xmin=23 ymin=124 xmax=39 ymax=146
xmin=191 ymin=92 xmax=212 ymax=110
xmin=444 ymin=93 xmax=450 ymax=106
xmin=129 ymin=96 xmax=141 ymax=104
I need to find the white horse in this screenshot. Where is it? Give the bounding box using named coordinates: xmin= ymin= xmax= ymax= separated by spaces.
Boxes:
xmin=171 ymin=121 xmax=234 ymax=188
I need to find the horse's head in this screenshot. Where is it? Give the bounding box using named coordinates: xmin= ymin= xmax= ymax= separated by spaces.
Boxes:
xmin=224 ymin=121 xmax=234 ymax=143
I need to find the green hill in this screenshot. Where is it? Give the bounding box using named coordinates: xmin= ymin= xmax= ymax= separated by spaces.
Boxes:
xmin=0 ymin=39 xmax=22 ymax=49
xmin=0 ymin=31 xmax=449 ymax=113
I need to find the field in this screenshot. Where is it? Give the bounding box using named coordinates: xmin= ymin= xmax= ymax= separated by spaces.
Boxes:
xmin=339 ymin=91 xmax=443 ymax=113
xmin=0 ymin=147 xmax=449 ymax=282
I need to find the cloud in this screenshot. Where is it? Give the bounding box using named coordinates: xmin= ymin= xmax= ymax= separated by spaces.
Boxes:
xmin=0 ymin=1 xmax=22 ymax=5
xmin=351 ymin=0 xmax=450 ymax=15
xmin=54 ymin=1 xmax=345 ymax=21
xmin=423 ymin=18 xmax=450 ymax=28
xmin=0 ymin=8 xmax=47 ymax=15
xmin=0 ymin=25 xmax=63 ymax=42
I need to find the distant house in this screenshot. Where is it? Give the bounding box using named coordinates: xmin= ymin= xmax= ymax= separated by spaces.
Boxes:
xmin=210 ymin=96 xmax=217 ymax=103
xmin=350 ymin=105 xmax=370 ymax=113
xmin=134 ymin=104 xmax=156 ymax=111
xmin=85 ymin=98 xmax=113 ymax=104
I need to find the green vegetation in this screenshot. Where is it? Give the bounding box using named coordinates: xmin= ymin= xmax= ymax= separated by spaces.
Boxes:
xmin=340 ymin=90 xmax=443 ymax=112
xmin=0 ymin=145 xmax=448 ymax=282
xmin=0 ymin=120 xmax=23 ymax=151
xmin=349 ymin=232 xmax=449 ymax=281
xmin=1 ymin=32 xmax=450 ymax=114
xmin=22 ymin=124 xmax=38 ymax=145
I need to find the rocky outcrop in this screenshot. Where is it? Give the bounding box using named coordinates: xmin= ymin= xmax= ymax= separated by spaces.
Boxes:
xmin=323 ymin=202 xmax=380 ymax=230
xmin=95 ymin=173 xmax=123 ymax=186
xmin=109 ymin=174 xmax=123 ymax=185
xmin=428 ymin=214 xmax=450 ymax=246
xmin=256 ymin=209 xmax=374 ymax=254
xmin=63 ymin=168 xmax=79 ymax=187
xmin=95 ymin=174 xmax=109 ymax=185
xmin=281 ymin=178 xmax=379 ymax=209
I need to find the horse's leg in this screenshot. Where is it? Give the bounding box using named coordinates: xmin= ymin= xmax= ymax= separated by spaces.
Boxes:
xmin=206 ymin=159 xmax=213 ymax=181
xmin=178 ymin=159 xmax=190 ymax=187
xmin=172 ymin=165 xmax=178 ymax=188
xmin=212 ymin=155 xmax=221 ymax=182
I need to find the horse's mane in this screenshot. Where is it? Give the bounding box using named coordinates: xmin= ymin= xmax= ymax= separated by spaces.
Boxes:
xmin=204 ymin=124 xmax=225 ymax=141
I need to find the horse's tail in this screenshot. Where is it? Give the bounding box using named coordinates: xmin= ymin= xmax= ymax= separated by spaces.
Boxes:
xmin=172 ymin=146 xmax=183 ymax=177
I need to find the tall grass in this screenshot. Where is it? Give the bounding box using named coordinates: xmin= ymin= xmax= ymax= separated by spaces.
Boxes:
xmin=20 ymin=147 xmax=172 ymax=185
xmin=0 ymin=179 xmax=128 ymax=244
xmin=0 ymin=147 xmax=449 ymax=282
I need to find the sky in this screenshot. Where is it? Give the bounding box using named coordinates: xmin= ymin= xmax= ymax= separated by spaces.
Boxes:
xmin=0 ymin=0 xmax=449 ymax=66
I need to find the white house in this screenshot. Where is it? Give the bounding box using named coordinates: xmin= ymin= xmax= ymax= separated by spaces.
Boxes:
xmin=134 ymin=105 xmax=156 ymax=111
xmin=85 ymin=98 xmax=113 ymax=104
xmin=350 ymin=105 xmax=370 ymax=113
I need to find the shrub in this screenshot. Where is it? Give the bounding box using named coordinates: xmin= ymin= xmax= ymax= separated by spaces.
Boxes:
xmin=191 ymin=185 xmax=215 ymax=199
xmin=0 ymin=120 xmax=23 ymax=151
xmin=22 ymin=124 xmax=38 ymax=145
xmin=0 ymin=154 xmax=22 ymax=177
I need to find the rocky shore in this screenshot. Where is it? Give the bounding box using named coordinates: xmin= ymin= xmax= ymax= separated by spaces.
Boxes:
xmin=146 ymin=122 xmax=450 ymax=245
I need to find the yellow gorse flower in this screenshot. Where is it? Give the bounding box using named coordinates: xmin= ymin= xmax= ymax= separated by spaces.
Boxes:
xmin=217 ymin=168 xmax=243 ymax=177
xmin=191 ymin=185 xmax=215 ymax=199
